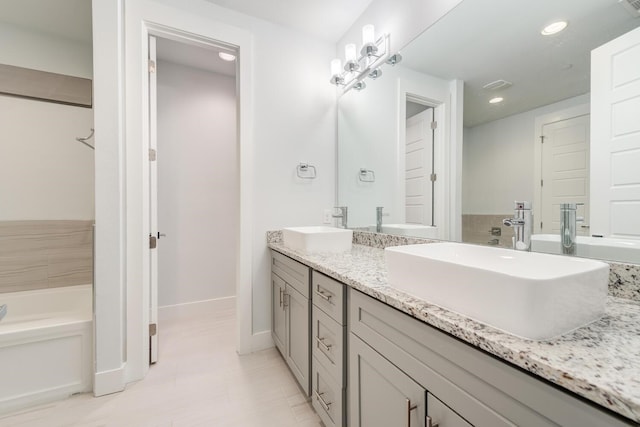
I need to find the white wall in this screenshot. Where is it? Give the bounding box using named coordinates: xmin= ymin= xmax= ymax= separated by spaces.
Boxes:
xmin=116 ymin=0 xmax=337 ymax=381
xmin=0 ymin=96 xmax=94 ymax=220
xmin=0 ymin=21 xmax=92 ymax=78
xmin=462 ymin=93 xmax=590 ymax=215
xmin=157 ymin=60 xmax=237 ymax=306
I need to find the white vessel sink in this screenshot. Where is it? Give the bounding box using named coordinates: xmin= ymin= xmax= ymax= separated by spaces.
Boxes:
xmin=282 ymin=226 xmax=353 ymax=253
xmin=531 ymin=234 xmax=640 ymax=264
xmin=385 ymin=243 xmax=609 ymax=340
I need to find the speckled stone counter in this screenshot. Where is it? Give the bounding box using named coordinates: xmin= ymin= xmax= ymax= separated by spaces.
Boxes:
xmin=268 ymin=239 xmax=640 ymax=424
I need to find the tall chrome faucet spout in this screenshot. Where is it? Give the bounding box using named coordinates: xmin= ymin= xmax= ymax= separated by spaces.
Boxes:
xmin=502 ymin=201 xmax=532 ymax=251
xmin=560 ymin=203 xmax=578 ymax=255
xmin=332 ymin=206 xmax=348 ymax=229
xmin=0 ymin=304 xmax=7 ymax=322
xmin=376 ymin=207 xmax=383 ymax=233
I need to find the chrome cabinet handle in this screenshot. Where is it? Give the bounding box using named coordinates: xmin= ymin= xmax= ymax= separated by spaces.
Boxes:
xmin=315 ymin=288 xmax=332 ymax=302
xmin=315 ymin=336 xmax=332 ymax=352
xmin=283 ymin=292 xmax=289 ymax=308
xmin=279 ymin=288 xmax=283 ymax=308
xmin=314 ymin=390 xmax=332 ymax=412
xmin=426 ymin=415 xmax=439 ymax=427
xmin=406 ymin=399 xmax=417 ymax=427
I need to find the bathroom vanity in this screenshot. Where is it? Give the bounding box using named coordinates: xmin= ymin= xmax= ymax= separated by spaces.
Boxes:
xmin=269 ymin=233 xmax=640 ymax=426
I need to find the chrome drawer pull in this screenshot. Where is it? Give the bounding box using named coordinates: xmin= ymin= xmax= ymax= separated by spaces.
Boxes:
xmin=314 ymin=390 xmax=332 ymax=412
xmin=315 ymin=288 xmax=332 ymax=302
xmin=426 ymin=415 xmax=439 ymax=427
xmin=406 ymin=399 xmax=418 ymax=427
xmin=279 ymin=287 xmax=283 ymax=308
xmin=315 ymin=336 xmax=332 ymax=352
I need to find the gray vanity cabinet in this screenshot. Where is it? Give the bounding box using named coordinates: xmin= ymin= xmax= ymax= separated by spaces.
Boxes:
xmin=311 ymin=271 xmax=347 ymax=427
xmin=349 ymin=288 xmax=633 ymax=427
xmin=271 ymin=251 xmax=311 ymax=396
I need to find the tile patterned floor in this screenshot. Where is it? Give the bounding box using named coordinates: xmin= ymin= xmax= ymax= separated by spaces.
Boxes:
xmin=0 ymin=306 xmax=322 ymax=426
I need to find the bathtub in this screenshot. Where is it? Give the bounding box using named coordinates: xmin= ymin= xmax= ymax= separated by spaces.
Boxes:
xmin=0 ymin=285 xmax=93 ymax=414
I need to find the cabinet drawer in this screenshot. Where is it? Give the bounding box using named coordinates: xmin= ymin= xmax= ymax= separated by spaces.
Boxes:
xmin=312 ymin=356 xmax=344 ymax=427
xmin=312 ymin=305 xmax=344 ymax=384
xmin=312 ymin=271 xmax=345 ymax=324
xmin=272 ymin=251 xmax=310 ymax=298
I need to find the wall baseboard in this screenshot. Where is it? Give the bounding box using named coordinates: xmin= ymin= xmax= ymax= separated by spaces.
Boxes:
xmin=251 ymin=330 xmax=274 ymax=352
xmin=159 ymin=296 xmax=235 ymax=325
xmin=94 ymin=364 xmax=126 ymax=397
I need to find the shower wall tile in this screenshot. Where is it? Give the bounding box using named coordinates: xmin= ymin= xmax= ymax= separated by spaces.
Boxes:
xmin=0 ymin=220 xmax=93 ymax=294
xmin=462 ymin=214 xmax=514 ymax=248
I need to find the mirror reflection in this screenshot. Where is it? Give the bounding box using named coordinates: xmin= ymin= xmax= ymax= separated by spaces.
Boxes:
xmin=337 ymin=0 xmax=640 ymax=263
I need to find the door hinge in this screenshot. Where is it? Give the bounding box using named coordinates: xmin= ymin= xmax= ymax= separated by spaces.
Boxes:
xmin=541 ymin=179 xmax=544 ymax=187
xmin=149 ymin=323 xmax=157 ymax=337
xmin=148 ymin=59 xmax=156 ymax=73
xmin=430 ymin=173 xmax=437 ymax=182
xmin=149 ymin=148 xmax=157 ymax=161
xmin=149 ymin=234 xmax=157 ymax=249
xmin=540 ymin=221 xmax=543 ymax=229
xmin=431 ymin=121 xmax=438 ymax=130
xmin=540 ymin=135 xmax=545 ymax=144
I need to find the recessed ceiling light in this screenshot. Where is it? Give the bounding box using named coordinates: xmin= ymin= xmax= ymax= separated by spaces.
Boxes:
xmin=219 ymin=52 xmax=236 ymax=62
xmin=489 ymin=97 xmax=504 ymax=104
xmin=541 ymin=21 xmax=568 ymax=36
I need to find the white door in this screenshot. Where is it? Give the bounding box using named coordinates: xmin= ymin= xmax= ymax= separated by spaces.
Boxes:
xmin=148 ymin=35 xmax=159 ymax=364
xmin=405 ymin=108 xmax=434 ymax=225
xmin=591 ymin=26 xmax=640 ymax=239
xmin=540 ymin=114 xmax=590 ymax=235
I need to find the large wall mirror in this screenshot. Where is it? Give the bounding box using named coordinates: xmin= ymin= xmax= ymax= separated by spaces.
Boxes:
xmin=337 ymin=0 xmax=640 ymax=263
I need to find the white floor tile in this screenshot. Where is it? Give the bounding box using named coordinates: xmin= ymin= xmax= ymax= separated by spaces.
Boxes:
xmin=0 ymin=308 xmax=321 ymax=427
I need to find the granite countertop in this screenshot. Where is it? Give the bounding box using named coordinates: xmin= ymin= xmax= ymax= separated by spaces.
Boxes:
xmin=268 ymin=241 xmax=640 ymax=424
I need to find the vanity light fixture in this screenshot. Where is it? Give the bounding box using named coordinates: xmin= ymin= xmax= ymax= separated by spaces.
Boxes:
xmin=489 ymin=97 xmax=504 ymax=104
xmin=329 ymin=24 xmax=401 ymax=93
xmin=218 ymin=52 xmax=236 ymax=61
xmin=541 ymin=21 xmax=568 ymax=36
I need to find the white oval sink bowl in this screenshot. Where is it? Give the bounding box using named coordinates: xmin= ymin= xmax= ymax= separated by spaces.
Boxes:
xmin=385 ymin=243 xmax=609 ymax=340
xmin=531 ymin=234 xmax=640 ymax=264
xmin=282 ymin=226 xmax=353 ymax=253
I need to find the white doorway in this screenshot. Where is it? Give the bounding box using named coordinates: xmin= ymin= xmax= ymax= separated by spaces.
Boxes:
xmin=148 ymin=34 xmax=239 ymax=365
xmin=534 ymin=104 xmax=590 ymax=236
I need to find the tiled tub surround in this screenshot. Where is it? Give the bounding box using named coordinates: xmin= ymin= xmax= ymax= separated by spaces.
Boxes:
xmin=268 ymin=234 xmax=640 ymax=423
xmin=462 ymin=214 xmax=515 ymax=248
xmin=0 ymin=220 xmax=93 ymax=293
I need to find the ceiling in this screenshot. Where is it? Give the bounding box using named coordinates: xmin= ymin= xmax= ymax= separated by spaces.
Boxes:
xmin=156 ymin=38 xmax=237 ymax=77
xmin=401 ymin=0 xmax=640 ymax=127
xmin=0 ymin=0 xmax=92 ymax=44
xmin=203 ymin=0 xmax=374 ymax=42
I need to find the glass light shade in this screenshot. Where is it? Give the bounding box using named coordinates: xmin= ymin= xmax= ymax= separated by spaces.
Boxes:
xmin=345 ymin=44 xmax=357 ymax=62
xmin=331 ymin=59 xmax=342 ymax=76
xmin=362 ymin=25 xmax=375 ymax=45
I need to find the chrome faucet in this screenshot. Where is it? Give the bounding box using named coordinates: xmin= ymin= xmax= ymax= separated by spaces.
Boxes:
xmin=560 ymin=203 xmax=579 ymax=255
xmin=332 ymin=206 xmax=348 ymax=229
xmin=376 ymin=207 xmax=383 ymax=232
xmin=0 ymin=304 xmax=6 ymax=322
xmin=502 ymin=201 xmax=532 ymax=251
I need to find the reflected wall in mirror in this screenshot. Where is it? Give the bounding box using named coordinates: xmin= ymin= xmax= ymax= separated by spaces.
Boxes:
xmin=337 ymin=0 xmax=640 ymax=263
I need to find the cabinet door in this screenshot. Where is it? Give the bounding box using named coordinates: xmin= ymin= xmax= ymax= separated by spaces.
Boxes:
xmin=272 ymin=274 xmax=286 ymax=356
xmin=350 ymin=333 xmax=426 ymax=427
xmin=286 ymin=284 xmax=310 ymax=396
xmin=428 ymin=394 xmax=472 ymax=427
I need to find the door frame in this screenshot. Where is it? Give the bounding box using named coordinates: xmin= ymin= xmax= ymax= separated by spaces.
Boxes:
xmin=124 ymin=4 xmax=254 ymax=382
xmin=533 ymin=103 xmax=589 ymax=234
xmin=396 ymin=78 xmax=463 ymax=241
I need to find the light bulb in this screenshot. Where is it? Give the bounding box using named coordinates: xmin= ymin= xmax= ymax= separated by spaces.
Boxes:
xmin=331 ymin=59 xmax=342 ymax=77
xmin=345 ymin=44 xmax=357 ymax=62
xmin=362 ymin=25 xmax=375 ymax=45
